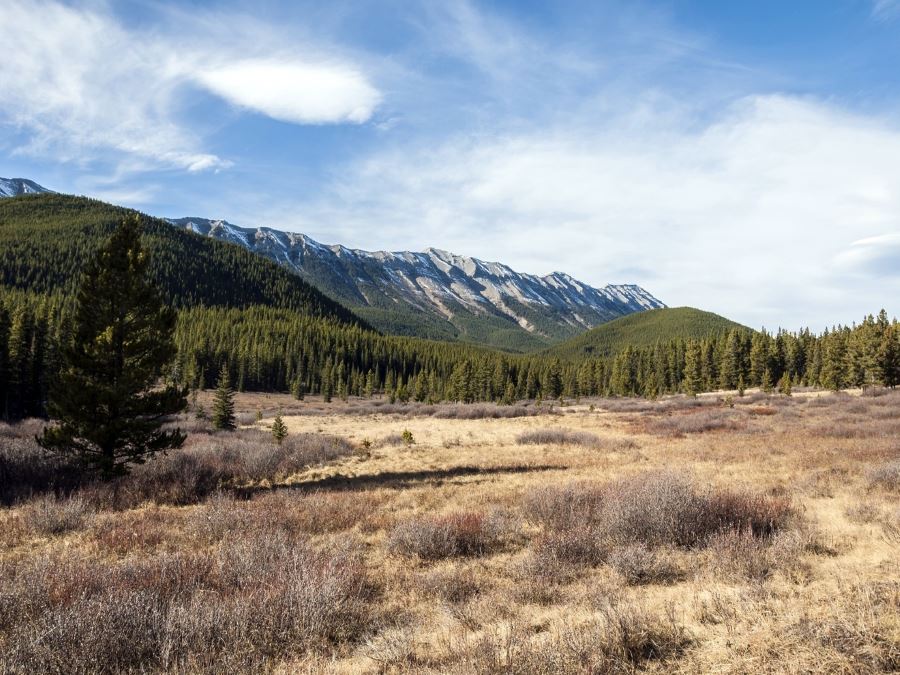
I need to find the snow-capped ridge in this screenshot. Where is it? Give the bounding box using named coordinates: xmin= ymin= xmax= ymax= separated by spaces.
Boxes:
xmin=0 ymin=177 xmax=54 ymax=198
xmin=167 ymin=216 xmax=665 ymax=339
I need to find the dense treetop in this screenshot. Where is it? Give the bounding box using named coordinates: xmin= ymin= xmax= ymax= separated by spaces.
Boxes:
xmin=547 ymin=307 xmax=747 ymax=359
xmin=0 ymin=194 xmax=364 ymax=325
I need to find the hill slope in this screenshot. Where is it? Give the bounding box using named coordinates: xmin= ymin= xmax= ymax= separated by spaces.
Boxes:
xmin=169 ymin=216 xmax=664 ymax=351
xmin=0 ymin=194 xmax=364 ymax=326
xmin=548 ymin=307 xmax=747 ymax=359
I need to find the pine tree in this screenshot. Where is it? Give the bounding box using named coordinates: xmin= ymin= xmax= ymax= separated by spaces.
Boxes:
xmin=0 ymin=301 xmax=9 ymax=419
xmin=778 ymin=372 xmax=792 ymax=396
xmin=211 ymin=364 xmax=236 ymax=430
xmin=38 ymin=216 xmax=187 ymax=477
xmin=271 ymin=414 xmax=288 ymax=444
xmin=683 ymin=342 xmax=703 ymax=396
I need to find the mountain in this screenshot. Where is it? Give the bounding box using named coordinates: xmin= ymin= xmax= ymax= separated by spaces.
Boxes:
xmin=0 ymin=194 xmax=365 ymax=327
xmin=0 ymin=177 xmax=54 ymax=197
xmin=547 ymin=307 xmax=747 ymax=359
xmin=168 ymin=216 xmax=664 ymax=351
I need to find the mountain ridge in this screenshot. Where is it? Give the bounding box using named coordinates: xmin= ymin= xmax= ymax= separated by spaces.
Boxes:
xmin=0 ymin=177 xmax=54 ymax=198
xmin=0 ymin=178 xmax=665 ymax=351
xmin=168 ymin=215 xmax=665 ymax=350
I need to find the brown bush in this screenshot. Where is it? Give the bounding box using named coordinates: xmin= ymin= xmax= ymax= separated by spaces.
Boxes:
xmin=606 ymin=544 xmax=681 ymax=585
xmin=868 ymin=459 xmax=900 ymax=491
xmin=522 ymin=481 xmax=606 ymax=530
xmin=456 ymin=601 xmax=691 ymax=673
xmin=20 ymin=494 xmax=95 ymax=536
xmin=418 ymin=567 xmax=485 ymax=604
xmin=532 ymin=525 xmax=609 ymax=567
xmin=0 ymin=534 xmax=374 ymax=673
xmin=523 ymin=471 xmax=794 ymax=551
xmin=643 ymin=410 xmax=741 ymax=437
xmin=387 ymin=512 xmax=504 ymax=560
xmin=433 ymin=404 xmax=546 ymax=419
xmin=516 ymin=429 xmax=602 ymax=447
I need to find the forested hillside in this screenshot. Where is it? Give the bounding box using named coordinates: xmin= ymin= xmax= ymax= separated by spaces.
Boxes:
xmin=548 ymin=307 xmax=746 ymax=359
xmin=0 ymin=195 xmax=897 ymax=421
xmin=0 ymin=194 xmax=363 ymax=323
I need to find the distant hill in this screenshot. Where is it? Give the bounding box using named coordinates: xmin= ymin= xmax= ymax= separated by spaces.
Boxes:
xmin=547 ymin=307 xmax=748 ymax=358
xmin=0 ymin=193 xmax=365 ymax=327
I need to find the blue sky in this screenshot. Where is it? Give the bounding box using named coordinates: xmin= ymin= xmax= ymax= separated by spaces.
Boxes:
xmin=2 ymin=0 xmax=899 ymax=331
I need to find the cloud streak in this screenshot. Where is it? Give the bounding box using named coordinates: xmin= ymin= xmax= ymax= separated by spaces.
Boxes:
xmin=276 ymin=94 xmax=900 ymax=330
xmin=0 ymin=1 xmax=381 ymax=172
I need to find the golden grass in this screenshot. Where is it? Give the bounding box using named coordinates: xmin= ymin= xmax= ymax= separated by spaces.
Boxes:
xmin=1 ymin=390 xmax=899 ymax=673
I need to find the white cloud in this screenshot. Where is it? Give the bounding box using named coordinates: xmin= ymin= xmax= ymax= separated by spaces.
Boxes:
xmin=275 ymin=94 xmax=900 ymax=330
xmin=0 ymin=1 xmax=380 ymax=172
xmin=835 ymin=232 xmax=900 ymax=276
xmin=195 ymin=59 xmax=381 ymax=125
xmin=872 ymin=0 xmax=900 ymax=21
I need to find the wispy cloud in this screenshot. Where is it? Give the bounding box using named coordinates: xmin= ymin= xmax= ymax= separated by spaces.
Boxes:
xmin=872 ymin=0 xmax=900 ymax=21
xmin=0 ymin=1 xmax=381 ymax=172
xmin=271 ymin=93 xmax=900 ymax=330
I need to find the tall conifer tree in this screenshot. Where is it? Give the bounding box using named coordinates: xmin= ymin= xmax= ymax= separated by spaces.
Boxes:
xmin=211 ymin=364 xmax=236 ymax=430
xmin=39 ymin=216 xmax=187 ymax=477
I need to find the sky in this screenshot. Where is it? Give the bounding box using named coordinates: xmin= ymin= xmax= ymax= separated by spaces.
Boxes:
xmin=1 ymin=0 xmax=899 ymax=331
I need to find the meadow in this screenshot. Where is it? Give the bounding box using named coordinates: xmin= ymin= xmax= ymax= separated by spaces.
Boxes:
xmin=1 ymin=389 xmax=898 ymax=673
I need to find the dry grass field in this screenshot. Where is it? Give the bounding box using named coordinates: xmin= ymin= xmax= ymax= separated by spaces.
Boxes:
xmin=1 ymin=389 xmax=898 ymax=673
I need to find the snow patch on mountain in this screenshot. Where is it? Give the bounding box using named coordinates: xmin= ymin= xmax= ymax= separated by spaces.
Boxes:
xmin=167 ymin=216 xmax=665 ymax=338
xmin=0 ymin=177 xmax=54 ymax=198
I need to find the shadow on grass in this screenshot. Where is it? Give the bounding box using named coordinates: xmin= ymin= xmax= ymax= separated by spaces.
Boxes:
xmin=249 ymin=464 xmax=566 ymax=495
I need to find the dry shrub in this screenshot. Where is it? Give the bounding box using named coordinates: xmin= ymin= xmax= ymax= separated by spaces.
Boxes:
xmin=643 ymin=410 xmax=741 ymax=437
xmin=188 ymin=490 xmax=383 ymax=543
xmin=788 ymin=580 xmax=900 ymax=673
xmin=0 ymin=534 xmax=374 ymax=673
xmin=20 ymin=494 xmax=95 ymax=536
xmin=0 ymin=430 xmax=84 ymax=505
xmin=606 ymin=544 xmax=680 ymax=585
xmin=596 ymin=398 xmax=661 ymax=413
xmin=845 ymin=501 xmax=882 ymax=524
xmin=433 ymin=404 xmax=544 ymax=419
xmin=868 ymin=459 xmax=900 ymax=491
xmin=387 ymin=512 xmax=504 ymax=560
xmin=532 ymin=526 xmax=609 ymax=567
xmin=747 ymin=406 xmax=777 ymax=416
xmin=706 ymin=529 xmax=796 ymax=581
xmin=418 ymin=566 xmax=485 ymax=604
xmin=813 ymin=418 xmax=900 ymax=439
xmin=516 ymin=429 xmax=602 ymax=447
xmin=658 ymin=396 xmax=719 ymax=412
xmin=91 ymin=508 xmax=183 ymax=556
xmin=456 ymin=602 xmax=690 ymax=673
xmin=522 ymin=481 xmax=606 ymax=530
xmin=522 ymin=471 xmax=794 ymax=551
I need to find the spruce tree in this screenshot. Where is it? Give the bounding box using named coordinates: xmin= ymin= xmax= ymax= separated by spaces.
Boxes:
xmin=38 ymin=216 xmax=187 ymax=477
xmin=211 ymin=364 xmax=236 ymax=430
xmin=271 ymin=414 xmax=288 ymax=444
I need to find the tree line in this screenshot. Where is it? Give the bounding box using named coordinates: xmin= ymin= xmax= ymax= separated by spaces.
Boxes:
xmin=3 ymin=284 xmax=897 ymax=421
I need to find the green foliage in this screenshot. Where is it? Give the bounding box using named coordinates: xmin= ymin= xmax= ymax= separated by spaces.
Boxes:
xmin=401 ymin=429 xmax=415 ymax=446
xmin=1 ymin=197 xmax=898 ymax=411
xmin=0 ymin=194 xmax=364 ymax=325
xmin=548 ymin=307 xmax=746 ymax=359
xmin=211 ymin=365 xmax=236 ymax=430
xmin=271 ymin=414 xmax=288 ymax=444
xmin=37 ymin=216 xmax=187 ymax=478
